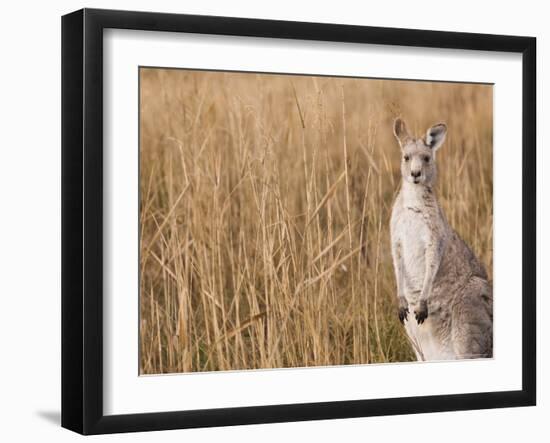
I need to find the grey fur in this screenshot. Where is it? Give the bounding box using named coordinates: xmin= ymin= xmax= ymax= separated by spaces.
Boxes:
xmin=390 ymin=118 xmax=493 ymax=361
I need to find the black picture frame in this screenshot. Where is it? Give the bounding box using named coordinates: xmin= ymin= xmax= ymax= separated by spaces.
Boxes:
xmin=61 ymin=8 xmax=536 ymax=435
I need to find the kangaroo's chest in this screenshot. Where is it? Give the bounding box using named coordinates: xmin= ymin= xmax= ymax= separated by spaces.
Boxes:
xmin=393 ymin=208 xmax=431 ymax=292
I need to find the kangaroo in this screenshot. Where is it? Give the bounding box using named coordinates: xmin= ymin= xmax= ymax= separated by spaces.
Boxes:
xmin=390 ymin=118 xmax=492 ymax=361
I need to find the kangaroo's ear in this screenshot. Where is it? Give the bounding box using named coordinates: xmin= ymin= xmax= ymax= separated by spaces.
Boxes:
xmin=425 ymin=123 xmax=447 ymax=151
xmin=393 ymin=118 xmax=411 ymax=149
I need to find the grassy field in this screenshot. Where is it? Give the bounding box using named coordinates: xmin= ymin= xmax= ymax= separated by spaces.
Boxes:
xmin=139 ymin=68 xmax=493 ymax=374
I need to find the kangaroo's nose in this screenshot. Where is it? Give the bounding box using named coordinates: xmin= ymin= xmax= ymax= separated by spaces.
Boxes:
xmin=411 ymin=170 xmax=421 ymax=178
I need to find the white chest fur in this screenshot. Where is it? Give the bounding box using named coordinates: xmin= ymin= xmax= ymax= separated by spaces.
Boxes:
xmin=400 ymin=212 xmax=429 ymax=294
xmin=391 ymin=188 xmax=432 ymax=299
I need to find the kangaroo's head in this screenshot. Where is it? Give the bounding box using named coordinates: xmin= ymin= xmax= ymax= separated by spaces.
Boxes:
xmin=393 ymin=118 xmax=447 ymax=187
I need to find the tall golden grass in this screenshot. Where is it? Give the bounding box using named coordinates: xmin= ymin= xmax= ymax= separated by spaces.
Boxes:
xmin=139 ymin=68 xmax=493 ymax=374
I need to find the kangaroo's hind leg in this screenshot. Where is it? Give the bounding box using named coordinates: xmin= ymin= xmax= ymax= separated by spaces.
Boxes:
xmin=451 ymin=278 xmax=493 ymax=359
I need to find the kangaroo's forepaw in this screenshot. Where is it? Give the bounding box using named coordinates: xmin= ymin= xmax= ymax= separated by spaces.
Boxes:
xmin=398 ymin=296 xmax=409 ymax=324
xmin=414 ymin=300 xmax=428 ymax=325
xmin=398 ymin=306 xmax=409 ymax=324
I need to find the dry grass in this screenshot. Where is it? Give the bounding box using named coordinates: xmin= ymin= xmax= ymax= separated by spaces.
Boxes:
xmin=139 ymin=68 xmax=493 ymax=374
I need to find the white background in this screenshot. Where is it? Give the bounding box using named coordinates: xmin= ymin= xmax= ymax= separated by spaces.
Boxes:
xmin=104 ymin=30 xmax=522 ymax=415
xmin=0 ymin=1 xmax=545 ymax=442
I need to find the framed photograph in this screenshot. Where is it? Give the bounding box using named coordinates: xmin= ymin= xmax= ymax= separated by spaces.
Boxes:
xmin=61 ymin=8 xmax=536 ymax=435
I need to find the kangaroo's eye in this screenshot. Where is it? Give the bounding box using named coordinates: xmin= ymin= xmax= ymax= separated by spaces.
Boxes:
xmin=404 ymin=155 xmax=410 ymax=162
xmin=423 ymin=156 xmax=430 ymax=163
